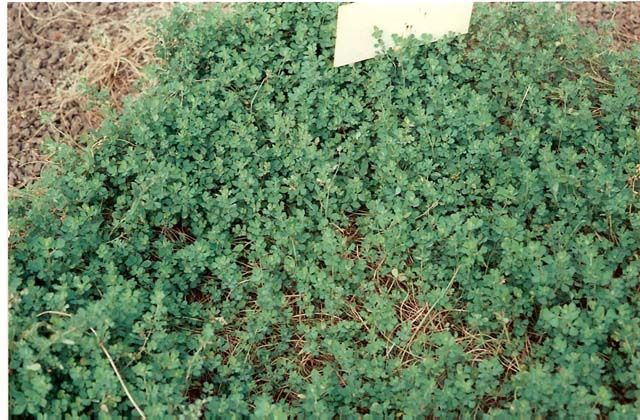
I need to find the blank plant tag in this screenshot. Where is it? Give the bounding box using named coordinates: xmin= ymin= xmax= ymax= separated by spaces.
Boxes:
xmin=334 ymin=3 xmax=474 ymax=67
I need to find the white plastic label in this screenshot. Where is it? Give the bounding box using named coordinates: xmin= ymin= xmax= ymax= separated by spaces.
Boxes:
xmin=334 ymin=3 xmax=474 ymax=67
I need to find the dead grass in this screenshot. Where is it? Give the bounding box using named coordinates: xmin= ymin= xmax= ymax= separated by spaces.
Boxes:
xmin=17 ymin=3 xmax=172 ymax=134
xmin=627 ymin=164 xmax=640 ymax=196
xmin=65 ymin=4 xmax=171 ymax=110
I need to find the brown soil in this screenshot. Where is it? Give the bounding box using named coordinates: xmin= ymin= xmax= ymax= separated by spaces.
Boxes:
xmin=569 ymin=2 xmax=640 ymax=49
xmin=6 ymin=2 xmax=640 ymax=188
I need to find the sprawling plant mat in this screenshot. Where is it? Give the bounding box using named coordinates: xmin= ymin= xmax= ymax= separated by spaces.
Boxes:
xmin=9 ymin=3 xmax=640 ymax=417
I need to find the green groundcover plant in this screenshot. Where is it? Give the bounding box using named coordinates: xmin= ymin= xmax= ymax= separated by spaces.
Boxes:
xmin=8 ymin=3 xmax=640 ymax=417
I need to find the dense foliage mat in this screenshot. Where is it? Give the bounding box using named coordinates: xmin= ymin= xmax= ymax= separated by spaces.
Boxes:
xmin=9 ymin=3 xmax=640 ymax=417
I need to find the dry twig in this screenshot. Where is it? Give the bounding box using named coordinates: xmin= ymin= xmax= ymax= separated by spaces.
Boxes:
xmin=37 ymin=311 xmax=147 ymax=419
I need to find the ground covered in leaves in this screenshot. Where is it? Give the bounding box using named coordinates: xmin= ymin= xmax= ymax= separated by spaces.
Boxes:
xmin=6 ymin=2 xmax=639 ymax=188
xmin=8 ymin=3 xmax=640 ymax=417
